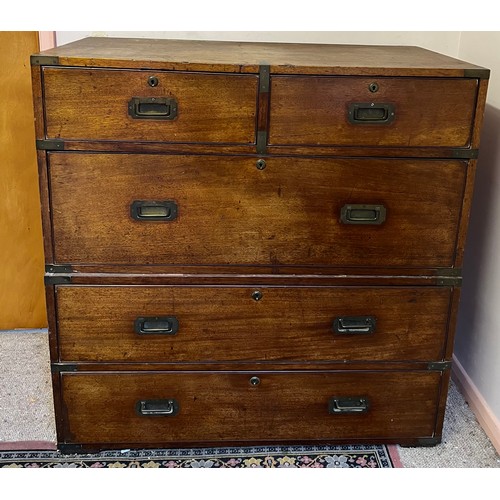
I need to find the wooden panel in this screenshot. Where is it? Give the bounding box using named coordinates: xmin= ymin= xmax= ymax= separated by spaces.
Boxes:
xmin=33 ymin=37 xmax=487 ymax=77
xmin=49 ymin=153 xmax=466 ymax=268
xmin=0 ymin=31 xmax=46 ymax=329
xmin=60 ymin=370 xmax=441 ymax=444
xmin=269 ymin=76 xmax=477 ymax=147
xmin=56 ymin=285 xmax=451 ymax=363
xmin=42 ymin=68 xmax=258 ymax=144
xmin=59 ymin=264 xmax=451 ymax=282
xmin=33 ymin=38 xmax=489 ymax=449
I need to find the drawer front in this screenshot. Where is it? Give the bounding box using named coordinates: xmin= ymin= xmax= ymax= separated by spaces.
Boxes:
xmin=56 ymin=285 xmax=451 ymax=363
xmin=269 ymin=76 xmax=477 ymax=147
xmin=49 ymin=153 xmax=466 ymax=268
xmin=60 ymin=371 xmax=441 ymax=444
xmin=42 ymin=68 xmax=258 ymax=144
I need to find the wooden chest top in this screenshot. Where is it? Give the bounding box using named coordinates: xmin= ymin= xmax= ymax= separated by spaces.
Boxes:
xmin=32 ymin=36 xmax=489 ymax=77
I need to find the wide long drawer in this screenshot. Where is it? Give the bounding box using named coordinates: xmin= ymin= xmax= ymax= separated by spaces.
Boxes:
xmin=48 ymin=153 xmax=466 ymax=268
xmin=59 ymin=370 xmax=442 ymax=445
xmin=56 ymin=285 xmax=451 ymax=363
xmin=41 ymin=68 xmax=258 ymax=144
xmin=269 ymin=76 xmax=478 ymax=147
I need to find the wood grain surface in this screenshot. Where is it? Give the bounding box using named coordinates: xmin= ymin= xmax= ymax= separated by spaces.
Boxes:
xmin=31 ymin=37 xmax=489 ymax=449
xmin=0 ymin=31 xmax=46 ymax=329
xmin=42 ymin=68 xmax=258 ymax=144
xmin=60 ymin=370 xmax=441 ymax=444
xmin=48 ymin=153 xmax=467 ymax=268
xmin=55 ymin=285 xmax=452 ymax=363
xmin=269 ymin=76 xmax=478 ymax=147
xmin=33 ymin=37 xmax=488 ymax=77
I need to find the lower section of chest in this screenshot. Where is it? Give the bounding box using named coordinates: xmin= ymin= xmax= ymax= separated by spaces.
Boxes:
xmin=56 ymin=369 xmax=447 ymax=449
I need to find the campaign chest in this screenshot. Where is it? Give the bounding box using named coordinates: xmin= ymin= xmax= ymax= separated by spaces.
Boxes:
xmin=31 ymin=37 xmax=489 ymax=452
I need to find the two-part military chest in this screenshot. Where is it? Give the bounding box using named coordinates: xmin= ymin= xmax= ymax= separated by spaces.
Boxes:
xmin=31 ymin=37 xmax=489 ymax=451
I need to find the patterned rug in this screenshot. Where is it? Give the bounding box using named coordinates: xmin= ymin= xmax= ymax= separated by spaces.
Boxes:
xmin=0 ymin=444 xmax=401 ymax=468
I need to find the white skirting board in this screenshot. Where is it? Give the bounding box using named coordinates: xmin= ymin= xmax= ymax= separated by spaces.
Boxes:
xmin=452 ymin=354 xmax=500 ymax=454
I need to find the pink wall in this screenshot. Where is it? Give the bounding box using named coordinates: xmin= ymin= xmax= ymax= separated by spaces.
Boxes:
xmin=38 ymin=32 xmax=56 ymax=50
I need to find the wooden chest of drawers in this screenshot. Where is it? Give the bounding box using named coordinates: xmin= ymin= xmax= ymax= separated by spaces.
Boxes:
xmin=31 ymin=37 xmax=489 ymax=452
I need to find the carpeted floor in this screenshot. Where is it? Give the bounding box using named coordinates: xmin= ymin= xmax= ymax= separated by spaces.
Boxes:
xmin=397 ymin=380 xmax=500 ymax=468
xmin=0 ymin=330 xmax=499 ymax=467
xmin=0 ymin=331 xmax=55 ymax=446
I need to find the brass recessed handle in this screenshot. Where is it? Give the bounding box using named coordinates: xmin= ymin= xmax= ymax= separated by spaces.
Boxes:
xmin=340 ymin=204 xmax=386 ymax=225
xmin=128 ymin=97 xmax=178 ymax=120
xmin=134 ymin=316 xmax=179 ymax=335
xmin=348 ymin=102 xmax=395 ymax=124
xmin=130 ymin=200 xmax=178 ymax=221
xmin=329 ymin=397 xmax=369 ymax=414
xmin=332 ymin=316 xmax=376 ymax=335
xmin=136 ymin=399 xmax=179 ymax=416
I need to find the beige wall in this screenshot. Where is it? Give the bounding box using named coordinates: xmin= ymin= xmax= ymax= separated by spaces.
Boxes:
xmin=454 ymin=32 xmax=500 ymax=420
xmin=55 ymin=31 xmax=462 ymax=57
xmin=0 ymin=32 xmax=46 ymax=329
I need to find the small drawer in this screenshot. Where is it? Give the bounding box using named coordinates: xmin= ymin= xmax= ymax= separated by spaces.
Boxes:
xmin=49 ymin=153 xmax=466 ymax=268
xmin=42 ymin=68 xmax=258 ymax=144
xmin=59 ymin=370 xmax=442 ymax=445
xmin=56 ymin=285 xmax=451 ymax=363
xmin=269 ymin=76 xmax=478 ymax=147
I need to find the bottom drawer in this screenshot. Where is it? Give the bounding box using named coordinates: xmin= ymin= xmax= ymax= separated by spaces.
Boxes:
xmin=59 ymin=370 xmax=442 ymax=446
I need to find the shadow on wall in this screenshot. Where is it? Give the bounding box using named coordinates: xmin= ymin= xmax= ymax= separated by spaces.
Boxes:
xmin=455 ymin=103 xmax=500 ymax=367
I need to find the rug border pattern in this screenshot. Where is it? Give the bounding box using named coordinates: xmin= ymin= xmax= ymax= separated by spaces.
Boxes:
xmin=0 ymin=444 xmax=399 ymax=468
